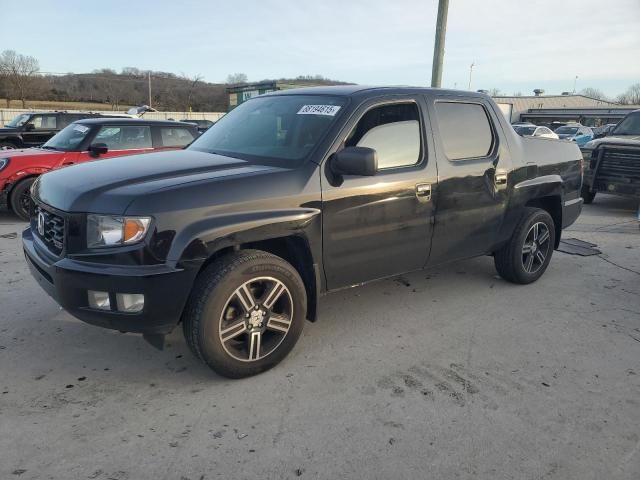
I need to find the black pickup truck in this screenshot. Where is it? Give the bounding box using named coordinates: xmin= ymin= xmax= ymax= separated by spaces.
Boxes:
xmin=23 ymin=86 xmax=583 ymax=378
xmin=0 ymin=111 xmax=113 ymax=149
xmin=580 ymin=109 xmax=640 ymax=204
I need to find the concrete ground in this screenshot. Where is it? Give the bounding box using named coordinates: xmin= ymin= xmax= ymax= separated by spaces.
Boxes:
xmin=0 ymin=195 xmax=638 ymax=480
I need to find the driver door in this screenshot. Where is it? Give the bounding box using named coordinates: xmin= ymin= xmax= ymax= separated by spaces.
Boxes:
xmin=321 ymin=97 xmax=437 ymax=290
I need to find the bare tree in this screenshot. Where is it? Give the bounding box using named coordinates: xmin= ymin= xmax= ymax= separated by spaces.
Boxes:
xmin=181 ymin=74 xmax=204 ymax=111
xmin=617 ymin=83 xmax=640 ymax=105
xmin=580 ymin=87 xmax=607 ymax=100
xmin=0 ymin=50 xmax=40 ymax=108
xmin=488 ymin=88 xmax=501 ymax=97
xmin=226 ymin=73 xmax=248 ymax=84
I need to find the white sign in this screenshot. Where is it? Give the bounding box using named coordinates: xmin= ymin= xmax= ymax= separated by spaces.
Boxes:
xmin=297 ymin=105 xmax=341 ymax=116
xmin=73 ymin=124 xmax=90 ymax=133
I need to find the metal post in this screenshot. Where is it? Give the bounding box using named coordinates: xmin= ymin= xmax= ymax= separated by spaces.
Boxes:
xmin=430 ymin=0 xmax=450 ymax=88
xmin=573 ymin=75 xmax=578 ymax=94
xmin=148 ymin=71 xmax=152 ymax=108
xmin=468 ymin=62 xmax=474 ymax=90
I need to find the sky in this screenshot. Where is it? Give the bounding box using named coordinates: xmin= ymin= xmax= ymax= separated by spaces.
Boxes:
xmin=4 ymin=0 xmax=640 ymax=97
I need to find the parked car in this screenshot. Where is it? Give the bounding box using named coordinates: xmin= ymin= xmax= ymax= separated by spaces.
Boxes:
xmin=554 ymin=124 xmax=593 ymax=146
xmin=23 ymin=86 xmax=583 ymax=378
xmin=0 ymin=118 xmax=198 ymax=219
xmin=591 ymin=123 xmax=617 ymax=139
xmin=580 ymin=110 xmax=640 ymax=204
xmin=180 ymin=119 xmax=215 ymax=134
xmin=0 ymin=111 xmax=125 ymax=150
xmin=513 ymin=125 xmax=559 ymax=139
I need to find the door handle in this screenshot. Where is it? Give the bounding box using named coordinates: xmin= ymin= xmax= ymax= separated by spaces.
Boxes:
xmin=415 ymin=183 xmax=432 ymax=201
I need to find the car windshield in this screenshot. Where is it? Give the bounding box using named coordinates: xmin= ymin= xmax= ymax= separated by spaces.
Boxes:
xmin=514 ymin=126 xmax=536 ymax=135
xmin=555 ymin=126 xmax=579 ymax=134
xmin=188 ymin=95 xmax=347 ymax=163
xmin=6 ymin=114 xmax=31 ymax=128
xmin=42 ymin=123 xmax=93 ymax=151
xmin=612 ymin=112 xmax=640 ymax=135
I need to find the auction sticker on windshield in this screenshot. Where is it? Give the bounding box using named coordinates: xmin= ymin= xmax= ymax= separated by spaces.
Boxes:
xmin=73 ymin=124 xmax=90 ymax=133
xmin=297 ymin=105 xmax=341 ymax=116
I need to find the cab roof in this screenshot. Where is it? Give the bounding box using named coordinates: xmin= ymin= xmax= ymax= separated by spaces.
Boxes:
xmin=75 ymin=118 xmax=196 ymax=127
xmin=266 ymin=85 xmax=487 ymax=99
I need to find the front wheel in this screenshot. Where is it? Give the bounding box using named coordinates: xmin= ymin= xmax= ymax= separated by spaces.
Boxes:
xmin=9 ymin=177 xmax=36 ymax=221
xmin=494 ymin=207 xmax=556 ymax=284
xmin=182 ymin=250 xmax=307 ymax=378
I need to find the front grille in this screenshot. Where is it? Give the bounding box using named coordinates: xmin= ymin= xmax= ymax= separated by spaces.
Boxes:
xmin=33 ymin=204 xmax=66 ymax=255
xmin=594 ymin=148 xmax=640 ymax=189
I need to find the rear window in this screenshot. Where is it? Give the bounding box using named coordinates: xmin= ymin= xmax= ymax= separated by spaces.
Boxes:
xmin=160 ymin=127 xmax=196 ymax=148
xmin=435 ymin=102 xmax=494 ymax=160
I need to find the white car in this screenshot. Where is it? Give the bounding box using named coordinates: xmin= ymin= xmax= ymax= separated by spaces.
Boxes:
xmin=513 ymin=125 xmax=559 ymax=139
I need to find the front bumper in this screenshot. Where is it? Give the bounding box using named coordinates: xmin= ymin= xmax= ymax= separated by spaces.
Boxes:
xmin=23 ymin=228 xmax=198 ymax=335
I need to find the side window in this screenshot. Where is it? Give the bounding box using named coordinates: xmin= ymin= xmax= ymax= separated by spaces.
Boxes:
xmin=94 ymin=126 xmax=152 ymax=150
xmin=435 ymin=102 xmax=494 ymax=160
xmin=160 ymin=127 xmax=196 ymax=148
xmin=533 ymin=128 xmax=543 ymax=136
xmin=345 ymin=103 xmax=421 ymax=169
xmin=28 ymin=115 xmax=56 ymax=129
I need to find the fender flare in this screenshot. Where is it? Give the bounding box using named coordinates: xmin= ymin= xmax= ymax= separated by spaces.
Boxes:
xmin=169 ymin=208 xmax=322 ymax=265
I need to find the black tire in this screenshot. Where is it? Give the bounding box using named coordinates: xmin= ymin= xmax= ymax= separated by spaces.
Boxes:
xmin=182 ymin=249 xmax=307 ymax=378
xmin=581 ymin=185 xmax=596 ymax=204
xmin=494 ymin=207 xmax=556 ymax=284
xmin=0 ymin=141 xmax=18 ymax=150
xmin=9 ymin=177 xmax=35 ymax=221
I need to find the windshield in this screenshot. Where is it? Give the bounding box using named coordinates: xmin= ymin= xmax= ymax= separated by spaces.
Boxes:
xmin=514 ymin=126 xmax=536 ymax=135
xmin=555 ymin=126 xmax=579 ymax=135
xmin=612 ymin=112 xmax=640 ymax=135
xmin=42 ymin=123 xmax=93 ymax=151
xmin=189 ymin=95 xmax=347 ymax=163
xmin=6 ymin=114 xmax=31 ymax=128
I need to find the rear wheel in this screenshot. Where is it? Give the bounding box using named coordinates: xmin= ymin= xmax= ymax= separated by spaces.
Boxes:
xmin=0 ymin=141 xmax=17 ymax=150
xmin=581 ymin=185 xmax=596 ymax=204
xmin=9 ymin=177 xmax=35 ymax=221
xmin=494 ymin=207 xmax=555 ymax=284
xmin=182 ymin=249 xmax=307 ymax=378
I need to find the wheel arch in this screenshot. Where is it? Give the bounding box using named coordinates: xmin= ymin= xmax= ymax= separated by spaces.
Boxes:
xmin=0 ymin=136 xmax=23 ymax=148
xmin=176 ymin=210 xmax=323 ymax=323
xmin=524 ymin=195 xmax=562 ymax=248
xmin=5 ymin=173 xmax=41 ymax=211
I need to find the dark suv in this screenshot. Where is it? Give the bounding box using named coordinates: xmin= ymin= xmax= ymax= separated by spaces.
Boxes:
xmin=0 ymin=111 xmax=121 ymax=149
xmin=23 ymin=86 xmax=583 ymax=378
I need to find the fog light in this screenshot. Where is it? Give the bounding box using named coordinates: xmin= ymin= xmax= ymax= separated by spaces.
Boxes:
xmin=88 ymin=290 xmax=111 ymax=310
xmin=116 ymin=293 xmax=144 ymax=313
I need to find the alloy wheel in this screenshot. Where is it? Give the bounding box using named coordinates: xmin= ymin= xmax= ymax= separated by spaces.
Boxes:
xmin=218 ymin=276 xmax=293 ymax=362
xmin=521 ymin=222 xmax=551 ymax=274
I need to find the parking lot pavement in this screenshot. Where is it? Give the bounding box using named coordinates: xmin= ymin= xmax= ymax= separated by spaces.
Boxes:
xmin=0 ymin=195 xmax=638 ymax=480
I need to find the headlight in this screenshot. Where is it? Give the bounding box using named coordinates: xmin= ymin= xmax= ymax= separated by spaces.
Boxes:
xmin=0 ymin=158 xmax=9 ymax=171
xmin=87 ymin=215 xmax=152 ymax=248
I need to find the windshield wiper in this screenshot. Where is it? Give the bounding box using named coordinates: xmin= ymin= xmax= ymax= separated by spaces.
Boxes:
xmin=41 ymin=145 xmax=59 ymax=151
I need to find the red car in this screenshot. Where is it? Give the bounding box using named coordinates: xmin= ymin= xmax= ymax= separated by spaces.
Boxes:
xmin=0 ymin=118 xmax=199 ymax=219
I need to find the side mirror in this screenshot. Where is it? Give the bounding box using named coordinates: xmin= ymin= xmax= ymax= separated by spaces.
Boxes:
xmin=24 ymin=123 xmax=35 ymax=132
xmin=89 ymin=143 xmax=108 ymax=156
xmin=331 ymin=146 xmax=378 ymax=176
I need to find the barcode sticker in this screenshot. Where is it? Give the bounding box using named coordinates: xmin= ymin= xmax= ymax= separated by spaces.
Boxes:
xmin=297 ymin=105 xmax=341 ymax=116
xmin=73 ymin=124 xmax=89 ymax=133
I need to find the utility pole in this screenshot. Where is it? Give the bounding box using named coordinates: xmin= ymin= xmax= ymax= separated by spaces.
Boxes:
xmin=572 ymin=75 xmax=578 ymax=94
xmin=148 ymin=71 xmax=152 ymax=108
xmin=430 ymin=0 xmax=450 ymax=88
xmin=468 ymin=62 xmax=475 ymax=90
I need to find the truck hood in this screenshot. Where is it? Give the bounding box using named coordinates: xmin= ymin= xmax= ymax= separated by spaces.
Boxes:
xmin=34 ymin=149 xmax=282 ymax=214
xmin=585 ymin=135 xmax=640 ymax=148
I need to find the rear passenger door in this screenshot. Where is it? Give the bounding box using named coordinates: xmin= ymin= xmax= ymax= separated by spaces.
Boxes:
xmin=154 ymin=126 xmax=197 ymax=150
xmin=426 ymin=97 xmax=510 ymax=266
